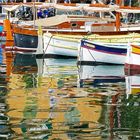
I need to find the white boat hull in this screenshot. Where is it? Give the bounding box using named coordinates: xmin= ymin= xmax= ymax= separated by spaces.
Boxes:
xmin=125 ymin=44 xmax=140 ymax=75
xmin=126 ymin=53 xmax=140 ymax=65
xmin=43 ymin=33 xmax=79 ymax=57
xmin=80 ymin=47 xmax=127 ymax=64
xmin=78 ymin=40 xmax=127 ymax=64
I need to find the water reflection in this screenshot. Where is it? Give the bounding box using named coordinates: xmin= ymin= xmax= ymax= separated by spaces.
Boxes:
xmin=126 ymin=75 xmax=140 ymax=95
xmin=78 ymin=65 xmax=125 ymax=89
xmin=0 ymin=49 xmax=139 ymax=139
xmin=0 ymin=49 xmax=15 ymax=139
xmin=116 ymin=75 xmax=140 ymax=140
xmin=36 ymin=58 xmax=77 ymax=76
xmin=13 ymin=53 xmax=37 ymax=74
xmin=0 ymin=47 xmax=2 ymax=64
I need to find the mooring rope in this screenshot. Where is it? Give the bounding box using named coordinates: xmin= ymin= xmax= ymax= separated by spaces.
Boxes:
xmin=42 ymin=34 xmax=54 ymax=59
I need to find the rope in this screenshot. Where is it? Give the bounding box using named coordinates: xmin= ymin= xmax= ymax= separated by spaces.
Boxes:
xmin=87 ymin=48 xmax=97 ymax=62
xmin=42 ymin=34 xmax=54 ymax=59
xmin=78 ymin=38 xmax=97 ymax=65
xmin=77 ymin=62 xmax=83 ymax=88
xmin=77 ymin=41 xmax=83 ymax=66
xmin=128 ymin=43 xmax=131 ymax=76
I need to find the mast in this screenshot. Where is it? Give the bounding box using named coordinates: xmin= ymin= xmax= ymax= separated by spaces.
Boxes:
xmin=116 ymin=0 xmax=121 ymax=31
xmin=33 ymin=0 xmax=36 ymax=29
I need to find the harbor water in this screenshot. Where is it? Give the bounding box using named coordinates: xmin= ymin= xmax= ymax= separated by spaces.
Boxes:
xmin=0 ymin=41 xmax=139 ymax=140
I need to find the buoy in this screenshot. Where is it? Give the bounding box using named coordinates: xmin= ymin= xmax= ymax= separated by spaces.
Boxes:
xmin=3 ymin=19 xmax=13 ymax=41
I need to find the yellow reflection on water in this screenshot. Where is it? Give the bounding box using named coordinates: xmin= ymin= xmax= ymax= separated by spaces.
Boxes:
xmin=6 ymin=72 xmax=102 ymax=139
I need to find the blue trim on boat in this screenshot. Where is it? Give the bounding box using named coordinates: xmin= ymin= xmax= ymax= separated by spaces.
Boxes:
xmin=81 ymin=39 xmax=127 ymax=55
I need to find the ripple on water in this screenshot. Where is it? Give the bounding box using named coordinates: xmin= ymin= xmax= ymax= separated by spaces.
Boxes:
xmin=0 ymin=51 xmax=139 ymax=139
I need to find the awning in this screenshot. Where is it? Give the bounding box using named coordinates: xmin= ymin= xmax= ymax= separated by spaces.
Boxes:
xmin=116 ymin=8 xmax=140 ymax=13
xmin=34 ymin=15 xmax=69 ymax=27
xmin=3 ymin=5 xmax=20 ymax=12
xmin=54 ymin=4 xmax=82 ymax=11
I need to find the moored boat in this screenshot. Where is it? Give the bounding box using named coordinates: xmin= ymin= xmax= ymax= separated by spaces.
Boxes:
xmin=13 ymin=26 xmax=38 ymax=52
xmin=125 ymin=44 xmax=140 ymax=75
xmin=11 ymin=3 xmax=140 ymax=54
xmin=38 ymin=31 xmax=140 ymax=58
xmin=13 ymin=14 xmax=97 ymax=53
xmin=78 ymin=39 xmax=127 ymax=65
xmin=42 ymin=32 xmax=79 ymax=58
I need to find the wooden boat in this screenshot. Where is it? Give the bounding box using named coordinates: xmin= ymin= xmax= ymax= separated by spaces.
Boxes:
xmin=37 ymin=3 xmax=140 ymax=57
xmin=42 ymin=32 xmax=78 ymax=58
xmin=11 ymin=3 xmax=140 ymax=54
xmin=78 ymin=64 xmax=125 ymax=87
xmin=13 ymin=14 xmax=93 ymax=53
xmin=125 ymin=43 xmax=140 ymax=94
xmin=13 ymin=12 xmax=116 ymax=53
xmin=42 ymin=31 xmax=140 ymax=58
xmin=125 ymin=44 xmax=140 ymax=75
xmin=78 ymin=39 xmax=128 ymax=64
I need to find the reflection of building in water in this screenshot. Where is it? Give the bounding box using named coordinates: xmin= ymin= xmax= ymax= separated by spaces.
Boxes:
xmin=36 ymin=59 xmax=113 ymax=139
xmin=63 ymin=97 xmax=102 ymax=139
xmin=7 ymin=70 xmax=103 ymax=139
xmin=7 ymin=83 xmax=54 ymax=139
xmin=64 ymin=99 xmax=80 ymax=125
xmin=7 ymin=53 xmax=137 ymax=139
xmin=0 ymin=47 xmax=3 ymax=64
xmin=7 ymin=64 xmax=58 ymax=139
xmin=0 ymin=112 xmax=14 ymax=139
xmin=5 ymin=51 xmax=14 ymax=82
xmin=97 ymin=75 xmax=140 ymax=139
xmin=0 ymin=84 xmax=14 ymax=139
xmin=78 ymin=64 xmax=139 ymax=139
xmin=0 ymin=49 xmax=14 ymax=139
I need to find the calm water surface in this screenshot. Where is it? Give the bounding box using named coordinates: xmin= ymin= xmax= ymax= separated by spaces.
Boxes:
xmin=0 ymin=44 xmax=140 ymax=140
